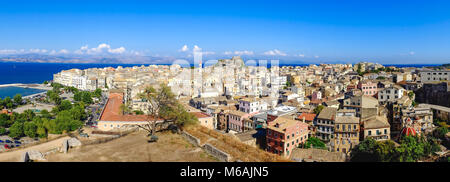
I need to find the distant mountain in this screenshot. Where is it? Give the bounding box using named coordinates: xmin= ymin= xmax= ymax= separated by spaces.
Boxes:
xmin=0 ymin=53 xmax=175 ymax=64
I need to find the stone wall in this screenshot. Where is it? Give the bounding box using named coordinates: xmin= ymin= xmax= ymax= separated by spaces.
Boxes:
xmin=202 ymin=143 xmax=231 ymax=162
xmin=415 ymin=82 xmax=450 ymax=107
xmin=181 ymin=131 xmax=201 ymax=147
xmin=181 ymin=130 xmax=232 ymax=162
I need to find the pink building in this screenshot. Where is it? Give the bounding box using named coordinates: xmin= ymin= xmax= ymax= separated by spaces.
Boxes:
xmin=311 ymin=91 xmax=322 ymax=101
xmin=227 ymin=110 xmax=256 ymax=133
xmin=266 ymin=117 xmax=309 ymax=157
xmin=358 ymin=80 xmax=377 ymax=97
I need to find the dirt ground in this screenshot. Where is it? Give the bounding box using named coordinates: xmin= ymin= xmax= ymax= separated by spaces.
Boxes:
xmin=0 ymin=136 xmax=70 ymax=162
xmin=45 ymin=131 xmax=218 ymax=162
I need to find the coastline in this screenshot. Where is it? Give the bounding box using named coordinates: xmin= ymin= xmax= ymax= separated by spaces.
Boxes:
xmin=0 ymin=83 xmax=51 ymax=98
xmin=0 ymin=83 xmax=52 ymax=90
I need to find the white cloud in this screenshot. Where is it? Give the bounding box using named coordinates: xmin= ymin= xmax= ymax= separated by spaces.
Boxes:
xmin=263 ymin=49 xmax=287 ymax=56
xmin=224 ymin=50 xmax=254 ymax=56
xmin=75 ymin=43 xmax=127 ymax=55
xmin=109 ymin=46 xmax=126 ymax=54
xmin=193 ymin=45 xmax=202 ymax=52
xmin=409 ymin=51 xmax=415 ymax=55
xmin=298 ymin=54 xmax=305 ymax=57
xmin=59 ymin=49 xmax=69 ymax=54
xmin=314 ymin=55 xmax=319 ymax=58
xmin=179 ymin=45 xmax=189 ymax=52
xmin=29 ymin=49 xmax=48 ymax=54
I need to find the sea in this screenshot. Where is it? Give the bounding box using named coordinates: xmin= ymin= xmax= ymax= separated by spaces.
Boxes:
xmin=0 ymin=86 xmax=46 ymax=99
xmin=0 ymin=62 xmax=442 ymax=98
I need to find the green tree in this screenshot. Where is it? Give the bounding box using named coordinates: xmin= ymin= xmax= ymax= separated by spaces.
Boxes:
xmin=138 ymin=84 xmax=198 ymax=135
xmin=47 ymin=90 xmax=61 ymax=105
xmin=303 ymin=137 xmax=326 ymax=149
xmin=74 ymin=91 xmax=82 ymax=101
xmin=375 ymin=140 xmax=397 ymax=162
xmin=0 ymin=113 xmax=10 ymax=127
xmin=408 ymin=92 xmax=415 ymax=99
xmin=23 ymin=109 xmax=36 ymax=121
xmin=13 ymin=94 xmax=22 ymax=106
xmin=24 ymin=122 xmax=37 ymax=138
xmin=37 ymin=125 xmax=47 ymax=138
xmin=82 ymin=91 xmax=93 ymax=104
xmin=0 ymin=127 xmax=7 ymax=135
xmin=313 ymin=105 xmax=325 ymax=115
xmin=133 ymin=110 xmax=144 ymax=115
xmin=93 ymin=88 xmax=102 ymax=98
xmin=8 ymin=122 xmax=24 ymax=138
xmin=3 ymin=97 xmax=12 ymax=109
xmin=395 ymin=136 xmax=425 ymax=162
xmin=433 ymin=126 xmax=448 ymax=139
xmin=39 ymin=109 xmax=52 ymax=119
xmin=58 ymin=100 xmax=73 ymax=111
xmin=350 ymin=138 xmax=379 ymax=162
xmin=69 ymin=104 xmax=87 ymax=121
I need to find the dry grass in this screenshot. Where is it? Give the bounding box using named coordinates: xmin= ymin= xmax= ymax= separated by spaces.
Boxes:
xmin=185 ymin=125 xmax=291 ymax=162
xmin=45 ymin=130 xmax=218 ymax=162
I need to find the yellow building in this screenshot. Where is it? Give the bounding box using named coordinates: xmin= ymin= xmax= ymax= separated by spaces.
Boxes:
xmin=332 ymin=110 xmax=360 ymax=154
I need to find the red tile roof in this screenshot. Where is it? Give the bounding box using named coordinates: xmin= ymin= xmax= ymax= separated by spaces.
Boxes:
xmin=99 ymin=92 xmax=161 ymax=122
xmin=190 ymin=112 xmax=212 ymax=118
xmin=298 ymin=113 xmax=316 ymax=121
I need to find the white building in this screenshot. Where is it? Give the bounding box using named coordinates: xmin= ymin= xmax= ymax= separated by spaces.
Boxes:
xmin=378 ymin=85 xmax=405 ymax=103
xmin=239 ymin=97 xmax=267 ymax=113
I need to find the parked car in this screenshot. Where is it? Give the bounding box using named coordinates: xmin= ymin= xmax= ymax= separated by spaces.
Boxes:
xmin=4 ymin=144 xmax=10 ymax=149
xmin=0 ymin=140 xmax=4 ymax=143
xmin=14 ymin=141 xmax=21 ymax=144
xmin=5 ymin=140 xmax=11 ymax=143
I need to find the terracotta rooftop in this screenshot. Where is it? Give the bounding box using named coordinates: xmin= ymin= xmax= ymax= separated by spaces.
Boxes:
xmin=298 ymin=113 xmax=316 ymax=121
xmin=99 ymin=92 xmax=160 ymax=122
xmin=190 ymin=112 xmax=212 ymax=118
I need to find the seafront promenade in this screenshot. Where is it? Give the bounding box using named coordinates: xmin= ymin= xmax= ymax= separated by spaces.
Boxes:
xmin=0 ymin=83 xmax=52 ymax=90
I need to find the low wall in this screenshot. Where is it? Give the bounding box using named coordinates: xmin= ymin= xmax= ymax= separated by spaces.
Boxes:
xmin=181 ymin=131 xmax=201 ymax=147
xmin=202 ymin=143 xmax=231 ymax=162
xmin=181 ymin=130 xmax=232 ymax=162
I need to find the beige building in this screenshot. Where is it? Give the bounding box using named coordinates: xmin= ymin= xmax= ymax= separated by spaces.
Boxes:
xmin=363 ymin=116 xmax=390 ymax=141
xmin=191 ymin=112 xmax=215 ymax=130
xmin=332 ymin=110 xmax=360 ymax=154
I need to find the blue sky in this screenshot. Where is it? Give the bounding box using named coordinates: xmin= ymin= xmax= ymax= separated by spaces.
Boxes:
xmin=0 ymin=0 xmax=449 ymax=64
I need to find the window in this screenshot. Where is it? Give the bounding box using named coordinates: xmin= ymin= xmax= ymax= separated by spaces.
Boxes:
xmin=384 ymin=129 xmax=387 ymax=134
xmin=368 ymin=131 xmax=372 ymax=136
